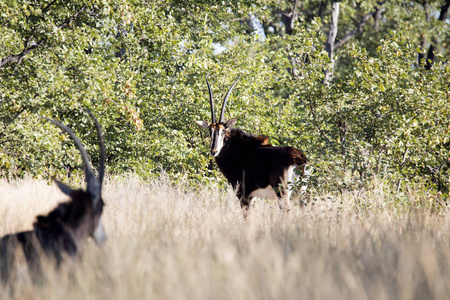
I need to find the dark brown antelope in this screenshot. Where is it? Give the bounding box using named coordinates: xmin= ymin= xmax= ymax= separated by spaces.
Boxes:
xmin=0 ymin=111 xmax=106 ymax=284
xmin=196 ymin=78 xmax=311 ymax=218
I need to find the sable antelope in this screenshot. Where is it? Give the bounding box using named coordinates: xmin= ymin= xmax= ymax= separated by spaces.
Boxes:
xmin=0 ymin=112 xmax=106 ymax=284
xmin=196 ymin=78 xmax=311 ymax=218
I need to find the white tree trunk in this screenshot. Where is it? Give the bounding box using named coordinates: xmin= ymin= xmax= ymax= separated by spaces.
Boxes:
xmin=323 ymin=2 xmax=340 ymax=85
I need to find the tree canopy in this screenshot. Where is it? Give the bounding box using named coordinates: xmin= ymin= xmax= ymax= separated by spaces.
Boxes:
xmin=1 ymin=0 xmax=449 ymax=194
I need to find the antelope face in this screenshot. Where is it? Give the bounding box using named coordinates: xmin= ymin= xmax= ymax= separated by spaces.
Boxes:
xmin=52 ymin=186 xmax=107 ymax=247
xmin=77 ymin=191 xmax=106 ymax=247
xmin=93 ymin=217 xmax=106 ymax=246
xmin=198 ymin=76 xmax=239 ymax=156
xmin=35 ymin=188 xmax=107 ymax=248
xmin=196 ymin=118 xmax=236 ymax=157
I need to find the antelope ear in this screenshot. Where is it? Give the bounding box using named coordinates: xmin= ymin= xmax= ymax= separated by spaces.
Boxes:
xmin=225 ymin=118 xmax=237 ymax=128
xmin=55 ymin=180 xmax=74 ymax=196
xmin=195 ymin=121 xmax=210 ymax=129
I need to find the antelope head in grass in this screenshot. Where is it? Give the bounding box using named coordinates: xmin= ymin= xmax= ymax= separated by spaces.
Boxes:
xmin=0 ymin=111 xmax=106 ymax=284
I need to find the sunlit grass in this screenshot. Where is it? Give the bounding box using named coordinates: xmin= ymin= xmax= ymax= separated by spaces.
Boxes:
xmin=1 ymin=176 xmax=449 ymax=299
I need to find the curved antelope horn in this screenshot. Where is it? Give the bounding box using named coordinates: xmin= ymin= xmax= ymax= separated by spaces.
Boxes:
xmin=219 ymin=78 xmax=239 ymax=123
xmin=206 ymin=76 xmax=216 ymax=124
xmin=86 ymin=109 xmax=105 ymax=190
xmin=46 ymin=118 xmax=101 ymax=201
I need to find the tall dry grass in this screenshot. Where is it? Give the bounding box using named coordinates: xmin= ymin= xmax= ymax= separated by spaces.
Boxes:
xmin=0 ymin=176 xmax=449 ymax=300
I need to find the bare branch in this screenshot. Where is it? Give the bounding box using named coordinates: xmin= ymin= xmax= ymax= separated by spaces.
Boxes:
xmin=425 ymin=0 xmax=450 ymax=70
xmin=0 ymin=150 xmax=21 ymax=156
xmin=289 ymin=0 xmax=299 ymax=34
xmin=281 ymin=0 xmax=300 ymax=76
xmin=334 ymin=8 xmax=384 ymax=49
xmin=0 ymin=139 xmax=21 ymax=146
xmin=400 ymin=148 xmax=409 ymax=166
xmin=42 ymin=0 xmax=58 ymax=14
xmin=281 ymin=0 xmax=299 ymax=35
xmin=0 ymin=41 xmax=44 ymax=68
xmin=0 ymin=6 xmax=86 ymax=69
xmin=438 ymin=0 xmax=450 ymax=21
xmin=373 ymin=4 xmax=383 ymax=31
xmin=58 ymin=6 xmax=86 ymax=29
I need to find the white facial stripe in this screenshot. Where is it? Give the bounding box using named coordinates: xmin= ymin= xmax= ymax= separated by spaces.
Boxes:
xmin=93 ymin=216 xmax=107 ymax=246
xmin=211 ymin=128 xmax=226 ymax=157
xmin=210 ymin=128 xmax=217 ymax=148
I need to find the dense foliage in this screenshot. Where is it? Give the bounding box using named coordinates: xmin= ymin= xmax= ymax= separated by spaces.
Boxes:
xmin=1 ymin=0 xmax=449 ymax=195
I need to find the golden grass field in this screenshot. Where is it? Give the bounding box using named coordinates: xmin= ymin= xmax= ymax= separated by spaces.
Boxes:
xmin=1 ymin=176 xmax=449 ymax=300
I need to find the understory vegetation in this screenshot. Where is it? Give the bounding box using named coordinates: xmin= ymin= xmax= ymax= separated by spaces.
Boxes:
xmin=0 ymin=176 xmax=449 ymax=299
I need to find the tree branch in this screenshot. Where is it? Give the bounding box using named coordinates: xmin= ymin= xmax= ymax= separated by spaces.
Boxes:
xmin=334 ymin=5 xmax=385 ymax=50
xmin=57 ymin=6 xmax=86 ymax=29
xmin=425 ymin=0 xmax=450 ymax=70
xmin=0 ymin=41 xmax=44 ymax=69
xmin=281 ymin=0 xmax=299 ymax=35
xmin=373 ymin=3 xmax=384 ymax=31
xmin=281 ymin=0 xmax=300 ymax=76
xmin=289 ymin=0 xmax=299 ymax=34
xmin=0 ymin=6 xmax=86 ymax=69
xmin=438 ymin=0 xmax=450 ymax=21
xmin=0 ymin=150 xmax=21 ymax=156
xmin=0 ymin=139 xmax=21 ymax=146
xmin=42 ymin=0 xmax=58 ymax=14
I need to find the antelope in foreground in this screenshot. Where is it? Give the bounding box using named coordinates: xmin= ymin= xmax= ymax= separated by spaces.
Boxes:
xmin=0 ymin=112 xmax=106 ymax=284
xmin=196 ymin=78 xmax=311 ymax=218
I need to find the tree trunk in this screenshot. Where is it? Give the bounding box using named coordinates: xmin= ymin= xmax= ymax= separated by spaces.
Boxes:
xmin=323 ymin=2 xmax=340 ymax=85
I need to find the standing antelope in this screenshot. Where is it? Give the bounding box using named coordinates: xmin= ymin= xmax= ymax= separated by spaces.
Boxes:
xmin=0 ymin=111 xmax=106 ymax=284
xmin=196 ymin=78 xmax=311 ymax=218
